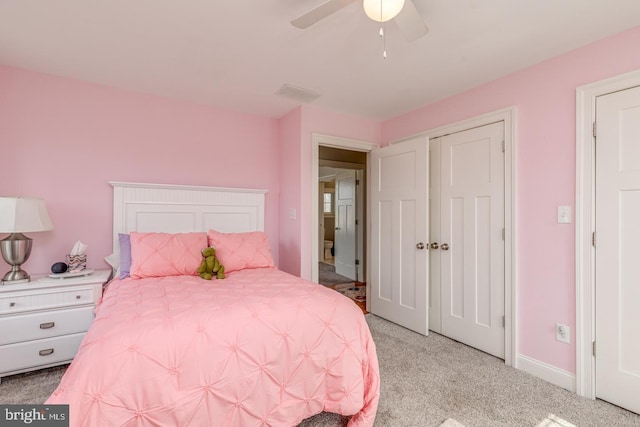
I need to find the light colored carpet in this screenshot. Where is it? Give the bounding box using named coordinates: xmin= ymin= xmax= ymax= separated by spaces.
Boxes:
xmin=1 ymin=315 xmax=639 ymax=426
xmin=302 ymin=315 xmax=640 ymax=426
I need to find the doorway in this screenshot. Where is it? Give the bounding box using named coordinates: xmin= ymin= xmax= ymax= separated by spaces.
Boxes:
xmin=594 ymin=85 xmax=640 ymax=414
xmin=313 ymin=139 xmax=372 ymax=314
xmin=576 ymin=72 xmax=640 ymax=413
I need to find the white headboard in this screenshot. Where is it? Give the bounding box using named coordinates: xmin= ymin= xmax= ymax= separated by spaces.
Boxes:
xmin=110 ymin=182 xmax=267 ymax=253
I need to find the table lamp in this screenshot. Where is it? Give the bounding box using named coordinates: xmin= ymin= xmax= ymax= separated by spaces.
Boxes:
xmin=0 ymin=197 xmax=54 ymax=284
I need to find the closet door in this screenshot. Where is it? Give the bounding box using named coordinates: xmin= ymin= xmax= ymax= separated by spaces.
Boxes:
xmin=439 ymin=122 xmax=505 ymax=359
xmin=370 ymin=136 xmax=430 ymax=335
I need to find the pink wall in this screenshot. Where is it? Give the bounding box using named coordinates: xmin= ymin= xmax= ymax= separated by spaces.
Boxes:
xmin=277 ymin=107 xmax=303 ymax=276
xmin=0 ymin=65 xmax=281 ymax=276
xmin=382 ymin=26 xmax=640 ymax=373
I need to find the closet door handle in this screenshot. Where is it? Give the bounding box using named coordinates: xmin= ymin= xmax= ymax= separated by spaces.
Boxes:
xmin=416 ymin=242 xmax=425 ymax=250
xmin=39 ymin=348 xmax=55 ymax=356
xmin=40 ymin=322 xmax=55 ymax=329
xmin=430 ymin=242 xmax=439 ymax=250
xmin=441 ymin=243 xmax=450 ymax=251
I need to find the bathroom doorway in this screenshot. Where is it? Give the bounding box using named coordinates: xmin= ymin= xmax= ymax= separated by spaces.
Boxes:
xmin=317 ymin=146 xmax=367 ymax=296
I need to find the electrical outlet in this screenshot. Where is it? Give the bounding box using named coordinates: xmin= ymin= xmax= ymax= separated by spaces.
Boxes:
xmin=556 ymin=323 xmax=570 ymax=344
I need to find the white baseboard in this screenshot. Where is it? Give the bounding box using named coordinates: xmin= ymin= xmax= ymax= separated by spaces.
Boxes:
xmin=516 ymin=353 xmax=576 ymax=392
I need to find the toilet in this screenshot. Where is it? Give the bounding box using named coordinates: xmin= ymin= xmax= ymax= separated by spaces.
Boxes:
xmin=323 ymin=240 xmax=334 ymax=260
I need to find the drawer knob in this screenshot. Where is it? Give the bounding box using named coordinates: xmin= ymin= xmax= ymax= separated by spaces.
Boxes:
xmin=76 ymin=295 xmax=81 ymax=299
xmin=39 ymin=348 xmax=55 ymax=356
xmin=9 ymin=302 xmax=16 ymax=307
xmin=40 ymin=322 xmax=55 ymax=329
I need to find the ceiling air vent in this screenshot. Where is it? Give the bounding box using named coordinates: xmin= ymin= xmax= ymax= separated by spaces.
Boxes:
xmin=276 ymin=83 xmax=321 ymax=103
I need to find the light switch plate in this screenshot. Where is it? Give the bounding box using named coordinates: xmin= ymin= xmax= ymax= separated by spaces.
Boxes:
xmin=557 ymin=206 xmax=571 ymax=224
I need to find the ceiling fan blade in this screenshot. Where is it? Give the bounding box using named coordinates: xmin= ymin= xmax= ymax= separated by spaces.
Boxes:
xmin=395 ymin=0 xmax=428 ymax=42
xmin=291 ymin=0 xmax=357 ymax=29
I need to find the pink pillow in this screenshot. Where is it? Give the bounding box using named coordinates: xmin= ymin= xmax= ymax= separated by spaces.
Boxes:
xmin=207 ymin=230 xmax=275 ymax=273
xmin=129 ymin=232 xmax=207 ymax=278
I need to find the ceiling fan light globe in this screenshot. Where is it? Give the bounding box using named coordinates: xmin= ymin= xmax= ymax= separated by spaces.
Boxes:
xmin=363 ymin=0 xmax=405 ymax=22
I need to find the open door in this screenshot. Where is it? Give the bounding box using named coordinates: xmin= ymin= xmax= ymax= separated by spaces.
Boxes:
xmin=334 ymin=170 xmax=357 ymax=280
xmin=370 ymin=136 xmax=429 ymax=335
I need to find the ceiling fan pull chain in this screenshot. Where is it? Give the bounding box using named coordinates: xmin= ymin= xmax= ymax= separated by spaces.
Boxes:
xmin=381 ymin=1 xmax=387 ymax=58
xmin=382 ymin=22 xmax=387 ymax=58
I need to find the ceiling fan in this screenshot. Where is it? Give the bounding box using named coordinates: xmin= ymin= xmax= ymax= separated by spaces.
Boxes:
xmin=291 ymin=0 xmax=428 ymax=42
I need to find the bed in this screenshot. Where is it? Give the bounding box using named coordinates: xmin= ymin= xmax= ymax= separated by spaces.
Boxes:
xmin=46 ymin=182 xmax=379 ymax=426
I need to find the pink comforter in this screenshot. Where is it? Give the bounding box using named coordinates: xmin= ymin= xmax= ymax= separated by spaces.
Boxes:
xmin=47 ymin=268 xmax=379 ymax=426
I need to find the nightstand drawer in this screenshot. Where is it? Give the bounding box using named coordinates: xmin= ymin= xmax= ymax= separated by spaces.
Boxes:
xmin=0 ymin=333 xmax=85 ymax=373
xmin=0 ymin=306 xmax=95 ymax=345
xmin=0 ymin=287 xmax=96 ymax=314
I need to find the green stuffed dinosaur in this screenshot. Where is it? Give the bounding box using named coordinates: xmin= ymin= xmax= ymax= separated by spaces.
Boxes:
xmin=197 ymin=247 xmax=225 ymax=280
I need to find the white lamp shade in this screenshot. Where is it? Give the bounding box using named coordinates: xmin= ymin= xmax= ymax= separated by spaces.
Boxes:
xmin=0 ymin=197 xmax=54 ymax=233
xmin=363 ymin=0 xmax=405 ymax=22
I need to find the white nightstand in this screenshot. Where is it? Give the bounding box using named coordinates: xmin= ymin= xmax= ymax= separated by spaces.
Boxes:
xmin=0 ymin=269 xmax=112 ymax=382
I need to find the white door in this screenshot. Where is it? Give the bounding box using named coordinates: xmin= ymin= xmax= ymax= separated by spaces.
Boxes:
xmin=335 ymin=170 xmax=357 ymax=280
xmin=595 ymin=85 xmax=640 ymax=414
xmin=438 ymin=122 xmax=505 ymax=358
xmin=370 ymin=136 xmax=429 ymax=335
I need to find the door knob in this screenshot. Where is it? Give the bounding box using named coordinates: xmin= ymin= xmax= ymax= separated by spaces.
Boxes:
xmin=335 ymin=227 xmax=341 ymax=230
xmin=430 ymin=242 xmax=439 ymax=250
xmin=416 ymin=242 xmax=425 ymax=250
xmin=441 ymin=243 xmax=450 ymax=251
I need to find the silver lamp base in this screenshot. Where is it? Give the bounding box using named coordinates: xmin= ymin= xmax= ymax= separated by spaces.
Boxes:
xmin=2 ymin=267 xmax=30 ymax=284
xmin=1 ymin=233 xmax=33 ymax=285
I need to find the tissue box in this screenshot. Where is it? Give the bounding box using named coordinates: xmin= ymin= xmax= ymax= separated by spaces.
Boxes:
xmin=66 ymin=254 xmax=87 ymax=272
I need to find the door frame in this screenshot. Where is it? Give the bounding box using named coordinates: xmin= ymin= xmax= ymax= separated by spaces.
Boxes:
xmin=311 ymin=134 xmax=379 ymax=290
xmin=391 ymin=107 xmax=516 ymax=367
xmin=575 ymin=68 xmax=640 ymax=399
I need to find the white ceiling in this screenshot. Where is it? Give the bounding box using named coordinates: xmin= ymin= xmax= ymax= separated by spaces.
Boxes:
xmin=1 ymin=1 xmax=640 ymax=121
